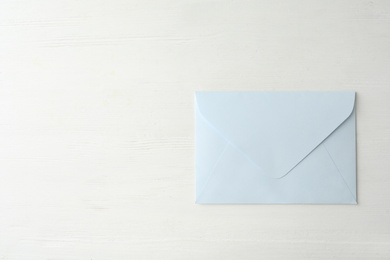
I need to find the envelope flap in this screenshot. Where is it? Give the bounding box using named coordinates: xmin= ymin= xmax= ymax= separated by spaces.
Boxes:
xmin=195 ymin=91 xmax=355 ymax=179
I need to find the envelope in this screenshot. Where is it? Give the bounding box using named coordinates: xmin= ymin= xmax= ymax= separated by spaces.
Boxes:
xmin=195 ymin=91 xmax=356 ymax=204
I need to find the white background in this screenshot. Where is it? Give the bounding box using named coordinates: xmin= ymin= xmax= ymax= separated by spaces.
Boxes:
xmin=1 ymin=0 xmax=390 ymax=259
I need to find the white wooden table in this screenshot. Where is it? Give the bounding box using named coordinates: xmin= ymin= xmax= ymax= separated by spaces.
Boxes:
xmin=1 ymin=1 xmax=390 ymax=259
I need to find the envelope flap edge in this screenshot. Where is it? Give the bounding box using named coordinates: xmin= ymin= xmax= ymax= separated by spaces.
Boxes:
xmin=195 ymin=91 xmax=356 ymax=179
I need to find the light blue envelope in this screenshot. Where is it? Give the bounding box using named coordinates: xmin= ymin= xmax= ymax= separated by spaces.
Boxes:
xmin=195 ymin=91 xmax=356 ymax=204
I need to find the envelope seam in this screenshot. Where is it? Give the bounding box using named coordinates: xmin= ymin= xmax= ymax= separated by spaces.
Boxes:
xmin=195 ymin=103 xmax=267 ymax=174
xmin=323 ymin=143 xmax=357 ymax=202
xmin=196 ymin=143 xmax=229 ymax=202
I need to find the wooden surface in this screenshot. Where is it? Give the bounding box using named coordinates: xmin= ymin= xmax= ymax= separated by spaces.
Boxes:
xmin=1 ymin=0 xmax=390 ymax=259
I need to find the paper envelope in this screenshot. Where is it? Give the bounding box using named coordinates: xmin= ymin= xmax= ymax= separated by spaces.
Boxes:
xmin=195 ymin=91 xmax=356 ymax=204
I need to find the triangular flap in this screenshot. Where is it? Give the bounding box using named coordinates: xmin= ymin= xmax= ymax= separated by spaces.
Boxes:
xmin=195 ymin=91 xmax=355 ymax=179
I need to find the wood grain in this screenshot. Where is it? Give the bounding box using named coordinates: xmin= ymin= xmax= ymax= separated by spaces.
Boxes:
xmin=1 ymin=0 xmax=390 ymax=259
